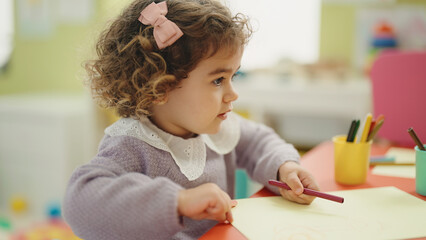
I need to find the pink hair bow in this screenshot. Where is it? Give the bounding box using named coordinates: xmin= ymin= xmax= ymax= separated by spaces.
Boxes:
xmin=138 ymin=2 xmax=183 ymax=49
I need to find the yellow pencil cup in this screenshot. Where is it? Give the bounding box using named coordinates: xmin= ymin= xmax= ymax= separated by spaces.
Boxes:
xmin=333 ymin=135 xmax=372 ymax=185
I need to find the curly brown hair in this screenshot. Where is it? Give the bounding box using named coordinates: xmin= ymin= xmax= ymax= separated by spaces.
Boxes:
xmin=85 ymin=0 xmax=252 ymax=119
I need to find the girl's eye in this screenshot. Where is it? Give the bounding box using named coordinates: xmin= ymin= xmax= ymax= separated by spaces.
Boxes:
xmin=231 ymin=71 xmax=241 ymax=80
xmin=213 ymin=77 xmax=224 ymax=86
xmin=212 ymin=71 xmax=240 ymax=86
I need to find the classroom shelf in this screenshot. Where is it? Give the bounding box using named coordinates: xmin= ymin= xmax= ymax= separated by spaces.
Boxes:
xmin=233 ymin=75 xmax=372 ymax=148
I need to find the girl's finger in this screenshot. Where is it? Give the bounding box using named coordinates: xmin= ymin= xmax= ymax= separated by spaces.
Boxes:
xmin=206 ymin=206 xmax=227 ymax=222
xmin=284 ymin=173 xmax=304 ymax=195
xmin=280 ymin=188 xmax=310 ymax=205
xmin=225 ymin=211 xmax=233 ymax=223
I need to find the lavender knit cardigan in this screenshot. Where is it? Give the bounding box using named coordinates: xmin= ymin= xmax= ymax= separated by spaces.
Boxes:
xmin=63 ymin=116 xmax=300 ymax=240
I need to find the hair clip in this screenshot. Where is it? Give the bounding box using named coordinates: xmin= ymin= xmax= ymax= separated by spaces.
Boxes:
xmin=138 ymin=2 xmax=183 ymax=49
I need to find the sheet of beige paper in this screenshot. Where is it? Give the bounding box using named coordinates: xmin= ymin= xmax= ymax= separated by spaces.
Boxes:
xmin=372 ymin=147 xmax=416 ymax=178
xmin=386 ymin=147 xmax=415 ymax=164
xmin=372 ymin=165 xmax=415 ymax=178
xmin=231 ymin=187 xmax=426 ymax=240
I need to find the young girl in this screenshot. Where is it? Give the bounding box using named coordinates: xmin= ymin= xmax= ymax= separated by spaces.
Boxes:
xmin=63 ymin=0 xmax=320 ymax=239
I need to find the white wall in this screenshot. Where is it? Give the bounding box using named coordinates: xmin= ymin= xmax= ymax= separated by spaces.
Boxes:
xmin=225 ymin=0 xmax=321 ymax=70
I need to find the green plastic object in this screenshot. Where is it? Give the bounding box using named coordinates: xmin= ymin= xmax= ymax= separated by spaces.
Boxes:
xmin=415 ymin=145 xmax=426 ymax=196
xmin=0 ymin=216 xmax=12 ymax=231
xmin=235 ymin=169 xmax=249 ymax=199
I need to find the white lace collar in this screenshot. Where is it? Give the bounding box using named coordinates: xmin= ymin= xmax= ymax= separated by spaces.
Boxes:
xmin=105 ymin=112 xmax=240 ymax=181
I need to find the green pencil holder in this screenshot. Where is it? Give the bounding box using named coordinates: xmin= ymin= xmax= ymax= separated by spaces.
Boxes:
xmin=415 ymin=145 xmax=426 ymax=196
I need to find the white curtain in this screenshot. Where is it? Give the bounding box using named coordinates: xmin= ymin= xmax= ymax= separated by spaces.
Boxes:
xmin=225 ymin=0 xmax=321 ymax=70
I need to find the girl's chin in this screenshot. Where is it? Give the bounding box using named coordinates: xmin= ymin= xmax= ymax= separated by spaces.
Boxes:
xmin=206 ymin=126 xmax=222 ymax=135
xmin=196 ymin=120 xmax=223 ymax=136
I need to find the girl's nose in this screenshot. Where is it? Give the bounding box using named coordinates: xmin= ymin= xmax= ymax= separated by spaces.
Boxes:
xmin=224 ymin=83 xmax=239 ymax=103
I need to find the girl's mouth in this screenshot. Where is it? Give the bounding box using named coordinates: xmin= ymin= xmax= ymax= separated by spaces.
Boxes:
xmin=218 ymin=110 xmax=230 ymax=120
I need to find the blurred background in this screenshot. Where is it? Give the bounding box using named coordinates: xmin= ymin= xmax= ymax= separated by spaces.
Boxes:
xmin=1 ymin=0 xmax=426 ymax=238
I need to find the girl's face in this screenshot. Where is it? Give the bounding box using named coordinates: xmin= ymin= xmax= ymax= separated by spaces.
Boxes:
xmin=150 ymin=47 xmax=242 ymax=139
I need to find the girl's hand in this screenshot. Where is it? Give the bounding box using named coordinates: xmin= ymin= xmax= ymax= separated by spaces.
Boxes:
xmin=277 ymin=161 xmax=320 ymax=205
xmin=177 ymin=183 xmax=237 ymax=223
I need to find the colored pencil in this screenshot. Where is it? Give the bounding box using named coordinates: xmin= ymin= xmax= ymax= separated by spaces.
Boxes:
xmin=368 ymin=120 xmax=376 ymax=137
xmin=367 ymin=118 xmax=384 ymax=142
xmin=360 ymin=113 xmax=373 ymax=143
xmin=407 ymin=127 xmax=426 ymax=151
xmin=370 ymin=155 xmax=396 ymax=163
xmin=375 ymin=114 xmax=385 ymax=124
xmin=348 ymin=119 xmax=360 ymax=142
xmin=369 ymin=155 xmax=414 ymax=165
xmin=268 ymin=180 xmax=344 ymax=204
xmin=346 ymin=120 xmax=356 ymax=142
xmin=370 ymin=162 xmax=414 ymax=166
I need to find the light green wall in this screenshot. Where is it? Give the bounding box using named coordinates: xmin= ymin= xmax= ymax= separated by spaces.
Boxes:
xmin=0 ymin=0 xmax=131 ymax=95
xmin=319 ymin=4 xmax=356 ymax=64
xmin=0 ymin=27 xmax=91 ymax=94
xmin=2 ymin=1 xmax=426 ymax=95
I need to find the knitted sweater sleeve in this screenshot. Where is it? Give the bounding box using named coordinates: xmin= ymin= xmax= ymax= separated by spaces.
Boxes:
xmin=63 ymin=135 xmax=184 ymax=240
xmin=235 ymin=116 xmax=300 ymax=194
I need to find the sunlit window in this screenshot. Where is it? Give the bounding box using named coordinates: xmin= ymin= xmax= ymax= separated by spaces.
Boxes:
xmin=0 ymin=0 xmax=13 ymax=70
xmin=226 ymin=0 xmax=321 ymax=70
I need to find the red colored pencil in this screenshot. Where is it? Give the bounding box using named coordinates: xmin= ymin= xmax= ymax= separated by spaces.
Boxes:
xmin=268 ymin=180 xmax=344 ymax=204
